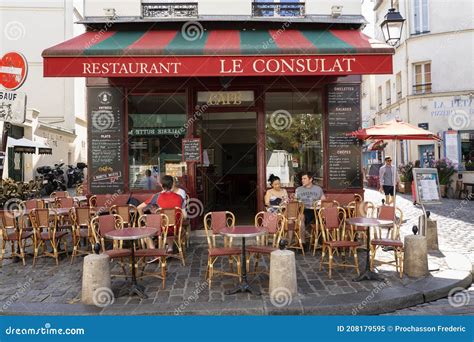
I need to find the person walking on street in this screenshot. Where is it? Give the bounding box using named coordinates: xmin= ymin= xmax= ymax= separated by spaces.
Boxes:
xmin=379 ymin=156 xmax=400 ymax=205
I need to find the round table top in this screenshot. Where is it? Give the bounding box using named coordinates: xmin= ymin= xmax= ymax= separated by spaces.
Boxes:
xmin=105 ymin=227 xmax=157 ymax=241
xmin=220 ymin=225 xmax=266 ymax=238
xmin=347 ymin=217 xmax=394 ymax=227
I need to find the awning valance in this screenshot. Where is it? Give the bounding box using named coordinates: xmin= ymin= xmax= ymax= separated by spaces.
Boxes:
xmin=42 ymin=29 xmax=394 ymax=77
xmin=7 ymin=137 xmax=53 ymax=155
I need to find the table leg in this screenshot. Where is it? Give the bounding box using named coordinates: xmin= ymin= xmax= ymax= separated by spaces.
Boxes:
xmin=352 ymin=226 xmax=384 ymax=282
xmin=225 ymin=237 xmax=261 ymax=296
xmin=119 ymin=240 xmax=147 ymax=299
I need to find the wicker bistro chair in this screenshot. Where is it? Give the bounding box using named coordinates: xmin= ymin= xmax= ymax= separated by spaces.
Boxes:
xmin=346 ymin=200 xmax=375 ymax=249
xmin=311 ymin=199 xmax=340 ymax=256
xmin=91 ymin=214 xmax=131 ymax=278
xmin=280 ymin=200 xmax=305 ymax=255
xmin=29 ymin=208 xmax=68 ymax=266
xmin=134 ymin=214 xmax=169 ymax=289
xmin=203 ymin=211 xmax=241 ymax=289
xmin=110 ymin=204 xmax=139 ymax=228
xmin=69 ymin=207 xmax=96 ymax=264
xmin=0 ymin=211 xmax=33 ymax=266
xmin=318 ymin=207 xmax=361 ymax=279
xmin=158 ymin=207 xmax=186 ymax=266
xmin=247 ymin=211 xmax=285 ymax=273
xmin=54 ymin=197 xmax=76 ymax=209
xmin=370 ymin=205 xmax=404 ymax=278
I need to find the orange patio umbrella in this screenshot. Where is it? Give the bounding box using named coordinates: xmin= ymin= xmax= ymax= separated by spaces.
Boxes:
xmin=348 ymin=119 xmax=441 ymax=208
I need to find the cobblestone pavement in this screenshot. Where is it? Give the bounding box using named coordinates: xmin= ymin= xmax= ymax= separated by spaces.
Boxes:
xmin=364 ymin=188 xmax=474 ymax=266
xmin=0 ymin=188 xmax=471 ymax=314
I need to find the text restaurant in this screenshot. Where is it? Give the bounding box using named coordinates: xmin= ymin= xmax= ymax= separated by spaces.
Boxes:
xmin=42 ymin=19 xmax=394 ymax=226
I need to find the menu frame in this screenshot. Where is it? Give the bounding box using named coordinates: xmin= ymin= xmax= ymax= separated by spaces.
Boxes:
xmin=412 ymin=168 xmax=442 ymax=205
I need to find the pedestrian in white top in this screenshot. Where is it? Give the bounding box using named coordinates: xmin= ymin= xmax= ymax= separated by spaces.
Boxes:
xmin=378 ymin=156 xmax=400 ymax=205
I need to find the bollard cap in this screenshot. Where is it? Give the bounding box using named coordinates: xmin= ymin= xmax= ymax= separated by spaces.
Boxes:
xmin=412 ymin=225 xmax=418 ymax=235
xmin=279 ymin=239 xmax=288 ymax=250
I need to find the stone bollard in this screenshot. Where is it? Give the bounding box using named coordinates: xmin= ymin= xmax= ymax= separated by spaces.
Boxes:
xmin=269 ymin=241 xmax=297 ymax=304
xmin=403 ymin=226 xmax=429 ymax=277
xmin=418 ymin=212 xmax=439 ymax=251
xmin=82 ymin=253 xmax=112 ymax=305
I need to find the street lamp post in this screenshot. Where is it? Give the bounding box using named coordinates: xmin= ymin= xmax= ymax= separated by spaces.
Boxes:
xmin=380 ymin=1 xmax=406 ymax=46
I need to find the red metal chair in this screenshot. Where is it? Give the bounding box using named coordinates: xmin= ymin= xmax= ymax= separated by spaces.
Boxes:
xmin=0 ymin=211 xmax=33 ymax=266
xmin=203 ymin=211 xmax=241 ymax=289
xmin=135 ymin=213 xmax=169 ymax=288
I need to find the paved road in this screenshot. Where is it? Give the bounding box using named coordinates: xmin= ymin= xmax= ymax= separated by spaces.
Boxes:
xmin=365 ymin=188 xmax=473 ymax=316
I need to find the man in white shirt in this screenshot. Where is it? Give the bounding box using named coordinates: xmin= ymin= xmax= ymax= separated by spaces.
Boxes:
xmin=378 ymin=156 xmax=399 ymax=204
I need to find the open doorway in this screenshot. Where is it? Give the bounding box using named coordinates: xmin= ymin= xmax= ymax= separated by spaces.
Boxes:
xmin=196 ymin=112 xmax=257 ymax=224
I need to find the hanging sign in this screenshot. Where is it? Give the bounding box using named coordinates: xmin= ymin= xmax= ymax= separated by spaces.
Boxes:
xmin=182 ymin=138 xmax=201 ymax=163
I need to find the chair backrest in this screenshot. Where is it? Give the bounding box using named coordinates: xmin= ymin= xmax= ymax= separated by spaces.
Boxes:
xmin=57 ymin=197 xmax=75 ymax=208
xmin=30 ymin=208 xmax=57 ymax=233
xmin=317 ymin=199 xmax=340 ymax=209
xmin=0 ymin=211 xmax=17 ymax=235
xmin=138 ymin=213 xmax=169 ymax=247
xmin=203 ymin=211 xmax=235 ymax=247
xmin=284 ymin=201 xmax=303 ymax=220
xmin=159 ymin=207 xmax=183 ymax=228
xmin=91 ymin=214 xmax=124 ymax=250
xmin=51 ymin=191 xmax=68 ymax=198
xmin=111 ymin=205 xmax=138 ymax=226
xmin=71 ymin=207 xmax=94 ymax=227
xmin=24 ymin=199 xmax=44 ymax=210
xmin=377 ymin=205 xmax=403 ymax=239
xmin=353 ymin=194 xmax=363 ymax=203
xmin=318 ymin=206 xmax=348 ymax=242
xmin=255 ymin=211 xmax=284 ymax=233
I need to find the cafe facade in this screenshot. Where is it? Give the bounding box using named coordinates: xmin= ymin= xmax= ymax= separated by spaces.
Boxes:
xmin=42 ymin=20 xmax=394 ymax=219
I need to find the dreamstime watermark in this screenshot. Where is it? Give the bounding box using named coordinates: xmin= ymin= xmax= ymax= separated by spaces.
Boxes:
xmin=96 ymin=189 xmax=123 ymax=215
xmin=262 ymin=22 xmax=291 ymax=50
xmin=181 ymin=21 xmax=204 ymax=42
xmin=270 ymin=109 xmax=293 ymax=130
xmin=352 ymin=280 xmax=393 ymax=315
xmin=174 ymin=280 xmax=208 ymax=315
xmin=448 ymin=287 xmax=470 ymax=308
xmin=91 ymin=110 xmax=115 ymax=131
xmin=448 ymin=110 xmax=471 ymax=130
xmin=186 ymin=198 xmax=204 ymax=219
xmin=5 ymin=323 xmax=85 ymax=336
xmin=92 ymin=287 xmax=115 ymax=308
xmin=4 ymin=21 xmax=26 ymax=41
xmin=84 ymin=14 xmax=117 ymax=48
xmin=3 ymin=197 xmax=26 ymax=219
xmin=0 ymin=277 xmax=33 ymax=312
xmin=448 ymin=192 xmax=473 ymax=219
xmin=174 ymin=104 xmax=209 ymax=138
xmin=270 ymin=287 xmax=293 ymax=308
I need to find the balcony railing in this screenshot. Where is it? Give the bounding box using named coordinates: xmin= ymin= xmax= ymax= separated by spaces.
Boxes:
xmin=252 ymin=2 xmax=305 ymax=17
xmin=142 ymin=2 xmax=198 ymax=18
xmin=413 ymin=83 xmax=432 ymax=95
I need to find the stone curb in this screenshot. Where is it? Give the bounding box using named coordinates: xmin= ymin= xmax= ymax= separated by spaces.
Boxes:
xmin=0 ymin=253 xmax=471 ymax=316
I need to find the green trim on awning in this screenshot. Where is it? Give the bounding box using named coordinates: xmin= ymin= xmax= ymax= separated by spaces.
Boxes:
xmin=84 ymin=31 xmax=144 ymax=56
xmin=164 ymin=31 xmax=210 ymax=55
xmin=300 ymin=30 xmax=355 ymax=54
xmin=240 ymin=30 xmax=279 ymax=55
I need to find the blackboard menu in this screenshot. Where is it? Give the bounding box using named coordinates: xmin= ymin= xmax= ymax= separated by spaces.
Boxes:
xmin=327 ymin=84 xmax=362 ymax=189
xmin=182 ymin=138 xmax=201 ymax=163
xmin=87 ymin=87 xmax=125 ymax=194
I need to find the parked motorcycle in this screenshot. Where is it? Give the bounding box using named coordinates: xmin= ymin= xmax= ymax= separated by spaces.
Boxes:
xmin=67 ymin=162 xmax=87 ymax=188
xmin=37 ymin=163 xmax=67 ymax=196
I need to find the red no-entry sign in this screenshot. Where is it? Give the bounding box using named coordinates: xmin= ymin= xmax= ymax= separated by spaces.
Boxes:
xmin=0 ymin=52 xmax=28 ymax=90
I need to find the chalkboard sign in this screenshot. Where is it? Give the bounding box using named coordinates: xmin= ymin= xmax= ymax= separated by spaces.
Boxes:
xmin=327 ymin=84 xmax=362 ymax=189
xmin=87 ymin=87 xmax=125 ymax=194
xmin=412 ymin=168 xmax=442 ymax=204
xmin=182 ymin=138 xmax=202 ymax=163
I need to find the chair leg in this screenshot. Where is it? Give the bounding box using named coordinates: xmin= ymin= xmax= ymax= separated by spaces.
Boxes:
xmin=369 ymin=245 xmax=376 ymax=271
xmin=320 ymin=245 xmax=325 ymax=271
xmin=52 ymin=240 xmax=59 ymax=266
xmin=19 ymin=241 xmax=26 ymax=266
xmin=353 ymin=247 xmax=359 ymax=275
xmin=328 ymin=247 xmax=333 ymax=279
xmin=0 ymin=239 xmax=6 ymax=265
xmin=161 ymin=257 xmax=167 ymax=289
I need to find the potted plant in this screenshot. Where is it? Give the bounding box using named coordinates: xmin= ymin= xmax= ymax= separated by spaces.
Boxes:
xmin=465 ymin=160 xmax=474 ymax=171
xmin=435 ymin=159 xmax=456 ymax=197
xmin=398 ymin=162 xmax=414 ymax=194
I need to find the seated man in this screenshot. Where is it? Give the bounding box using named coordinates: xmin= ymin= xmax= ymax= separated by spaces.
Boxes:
xmin=295 ymin=171 xmax=326 ymax=244
xmin=138 ymin=175 xmax=183 ymax=254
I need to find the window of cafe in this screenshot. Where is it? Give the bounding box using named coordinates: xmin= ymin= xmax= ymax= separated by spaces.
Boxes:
xmin=127 ymin=94 xmax=187 ymax=191
xmin=265 ymin=92 xmax=324 ymax=188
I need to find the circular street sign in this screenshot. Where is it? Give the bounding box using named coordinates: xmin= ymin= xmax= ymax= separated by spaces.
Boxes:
xmin=0 ymin=52 xmax=28 ymax=90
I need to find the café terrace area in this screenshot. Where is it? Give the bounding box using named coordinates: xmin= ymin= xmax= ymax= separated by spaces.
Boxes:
xmin=0 ymin=189 xmax=471 ymax=315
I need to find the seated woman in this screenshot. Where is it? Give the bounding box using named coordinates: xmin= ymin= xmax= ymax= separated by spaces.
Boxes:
xmin=264 ymin=174 xmax=288 ymax=213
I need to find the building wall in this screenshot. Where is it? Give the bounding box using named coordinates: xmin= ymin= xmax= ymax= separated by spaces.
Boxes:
xmin=82 ymin=0 xmax=362 ymax=18
xmin=362 ymin=0 xmax=474 ymax=165
xmin=0 ymin=0 xmax=87 ymax=180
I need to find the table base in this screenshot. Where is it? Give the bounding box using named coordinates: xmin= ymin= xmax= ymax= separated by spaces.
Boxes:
xmin=225 ymin=282 xmax=261 ymax=296
xmin=118 ymin=284 xmax=147 ymax=299
xmin=352 ymin=270 xmax=385 ymax=282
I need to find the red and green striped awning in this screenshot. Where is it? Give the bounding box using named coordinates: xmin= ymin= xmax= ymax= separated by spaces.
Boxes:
xmin=43 ymin=29 xmax=394 ymax=77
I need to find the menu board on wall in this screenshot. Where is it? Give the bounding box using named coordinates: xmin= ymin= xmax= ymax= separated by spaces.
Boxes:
xmin=327 ymin=84 xmax=362 ymax=189
xmin=182 ymin=138 xmax=202 ymax=163
xmin=87 ymin=87 xmax=125 ymax=194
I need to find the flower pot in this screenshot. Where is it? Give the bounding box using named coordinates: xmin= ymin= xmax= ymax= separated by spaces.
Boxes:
xmin=439 ymin=184 xmax=447 ymax=197
xmin=398 ymin=182 xmax=412 ymax=194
